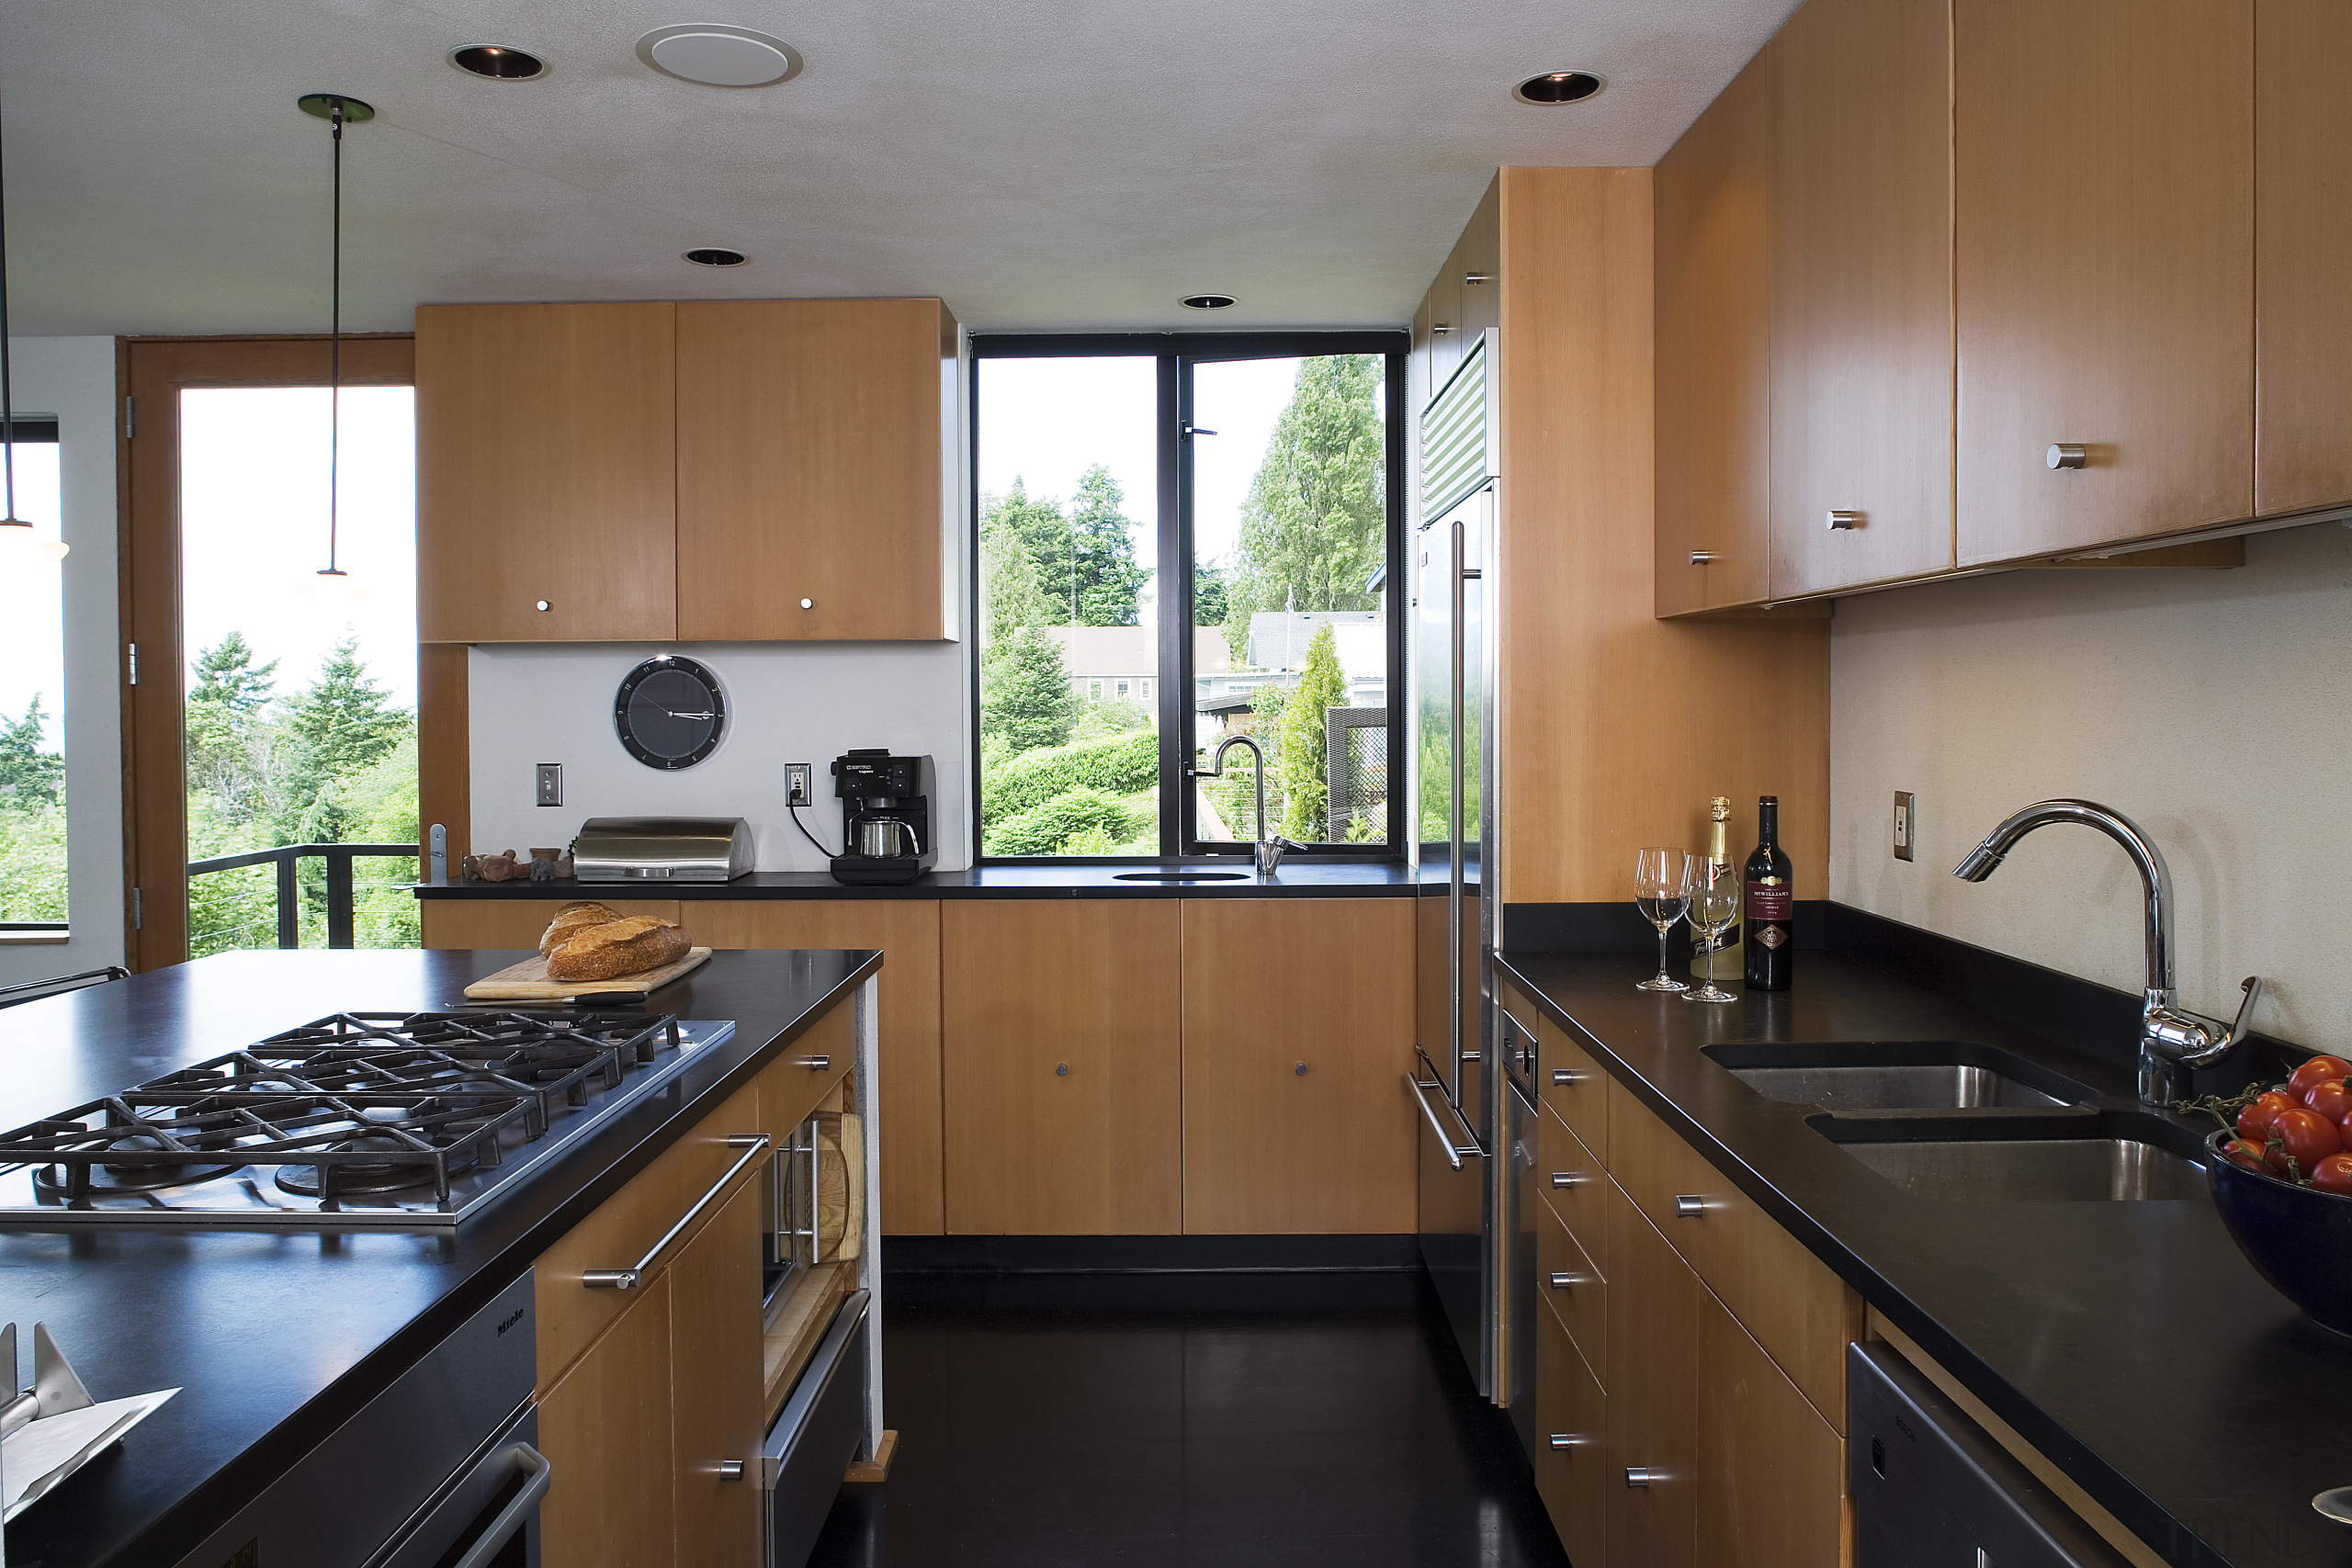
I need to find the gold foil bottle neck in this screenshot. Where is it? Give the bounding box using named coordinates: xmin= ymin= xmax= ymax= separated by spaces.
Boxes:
xmin=1709 ymin=795 xmax=1730 ymax=822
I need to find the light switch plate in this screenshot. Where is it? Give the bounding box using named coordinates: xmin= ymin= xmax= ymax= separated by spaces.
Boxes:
xmin=786 ymin=762 xmax=814 ymax=807
xmin=536 ymin=762 xmax=563 ymax=807
xmin=1894 ymin=791 xmax=1914 ymax=861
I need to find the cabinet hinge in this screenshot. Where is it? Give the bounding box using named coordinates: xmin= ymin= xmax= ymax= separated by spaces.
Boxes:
xmin=127 ymin=643 xmax=138 ymax=686
xmin=123 ymin=396 xmax=134 ymax=440
xmin=131 ymin=888 xmax=143 ymax=931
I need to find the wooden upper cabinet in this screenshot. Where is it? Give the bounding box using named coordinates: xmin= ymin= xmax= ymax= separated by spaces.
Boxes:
xmin=1655 ymin=47 xmax=1774 ymax=615
xmin=1953 ymin=0 xmax=2255 ymax=565
xmin=677 ymin=299 xmax=960 ymax=640
xmin=2256 ymin=0 xmax=2352 ymax=517
xmin=417 ymin=303 xmax=678 ymax=643
xmin=1425 ymin=240 xmax=1468 ymax=391
xmin=1451 ymin=176 xmax=1502 ymax=359
xmin=1769 ymin=0 xmax=1955 ymax=598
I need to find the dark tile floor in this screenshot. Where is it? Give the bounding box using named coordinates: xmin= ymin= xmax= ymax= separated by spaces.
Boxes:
xmin=806 ymin=1270 xmax=1571 ymax=1568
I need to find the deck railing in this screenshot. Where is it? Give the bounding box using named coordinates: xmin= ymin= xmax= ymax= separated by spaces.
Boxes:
xmin=186 ymin=842 xmax=417 ymax=949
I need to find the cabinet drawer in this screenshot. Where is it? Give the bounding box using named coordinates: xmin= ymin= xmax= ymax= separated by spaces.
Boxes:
xmin=1536 ymin=1100 xmax=1607 ymax=1276
xmin=1535 ymin=1018 xmax=1607 ymax=1162
xmin=537 ymin=1077 xmax=761 ymax=1393
xmin=1537 ymin=1186 xmax=1607 ymax=1386
xmin=1697 ymin=1285 xmax=1847 ymax=1568
xmin=1534 ymin=1302 xmax=1607 ymax=1568
xmin=1606 ymin=1077 xmax=1858 ymax=1434
xmin=756 ymin=1006 xmax=856 ymax=1144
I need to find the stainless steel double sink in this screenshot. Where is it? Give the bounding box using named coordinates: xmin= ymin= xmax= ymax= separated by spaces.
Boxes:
xmin=1702 ymin=1041 xmax=2210 ymax=1202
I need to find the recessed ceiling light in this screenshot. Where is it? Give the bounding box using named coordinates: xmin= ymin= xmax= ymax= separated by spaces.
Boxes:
xmin=1513 ymin=70 xmax=1606 ymax=106
xmin=449 ymin=44 xmax=548 ymax=81
xmin=684 ymin=247 xmax=749 ymax=267
xmin=635 ymin=26 xmax=804 ymax=87
xmin=1180 ymin=294 xmax=1238 ymax=310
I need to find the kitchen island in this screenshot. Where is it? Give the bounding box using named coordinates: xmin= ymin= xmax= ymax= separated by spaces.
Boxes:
xmin=0 ymin=946 xmax=876 ymax=1568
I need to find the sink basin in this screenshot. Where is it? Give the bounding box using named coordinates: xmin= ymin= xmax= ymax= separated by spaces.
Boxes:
xmin=1703 ymin=1042 xmax=2093 ymax=1111
xmin=1815 ymin=1113 xmax=2208 ymax=1202
xmin=1111 ymin=870 xmax=1251 ymax=882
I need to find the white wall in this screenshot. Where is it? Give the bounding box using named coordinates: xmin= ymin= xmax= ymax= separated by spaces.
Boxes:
xmin=467 ymin=642 xmax=973 ymax=873
xmin=1829 ymin=521 xmax=2352 ymax=1054
xmin=0 ymin=337 xmax=124 ymax=983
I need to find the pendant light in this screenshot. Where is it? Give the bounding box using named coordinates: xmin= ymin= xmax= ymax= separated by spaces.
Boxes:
xmin=294 ymin=93 xmax=372 ymax=610
xmin=0 ymin=69 xmax=66 ymax=566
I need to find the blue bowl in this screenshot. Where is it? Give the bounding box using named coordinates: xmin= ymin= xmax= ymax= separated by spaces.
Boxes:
xmin=2207 ymin=1129 xmax=2352 ymax=1337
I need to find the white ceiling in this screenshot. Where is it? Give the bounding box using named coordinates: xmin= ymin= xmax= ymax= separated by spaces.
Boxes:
xmin=0 ymin=0 xmax=1796 ymax=337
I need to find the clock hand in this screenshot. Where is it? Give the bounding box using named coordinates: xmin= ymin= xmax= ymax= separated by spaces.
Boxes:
xmin=658 ymin=709 xmax=719 ymax=721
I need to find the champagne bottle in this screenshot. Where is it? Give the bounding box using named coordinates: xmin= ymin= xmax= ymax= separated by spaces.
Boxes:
xmin=1743 ymin=795 xmax=1793 ymax=991
xmin=1690 ymin=795 xmax=1744 ymax=978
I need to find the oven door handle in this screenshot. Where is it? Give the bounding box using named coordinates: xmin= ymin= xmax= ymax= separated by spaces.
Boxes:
xmin=447 ymin=1442 xmax=552 ymax=1568
xmin=585 ymin=1134 xmax=771 ymax=1290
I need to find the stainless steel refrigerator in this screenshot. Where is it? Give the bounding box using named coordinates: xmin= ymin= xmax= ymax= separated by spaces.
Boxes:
xmin=1408 ymin=333 xmax=1502 ymax=1399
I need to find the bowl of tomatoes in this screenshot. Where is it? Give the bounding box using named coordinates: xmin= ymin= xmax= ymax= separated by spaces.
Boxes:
xmin=2202 ymin=1054 xmax=2352 ymax=1337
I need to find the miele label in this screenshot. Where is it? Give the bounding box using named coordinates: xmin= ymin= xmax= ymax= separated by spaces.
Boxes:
xmin=495 ymin=1306 xmax=526 ymax=1337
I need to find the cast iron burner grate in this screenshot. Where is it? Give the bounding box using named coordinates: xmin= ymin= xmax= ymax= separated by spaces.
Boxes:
xmin=0 ymin=1011 xmax=681 ymax=1209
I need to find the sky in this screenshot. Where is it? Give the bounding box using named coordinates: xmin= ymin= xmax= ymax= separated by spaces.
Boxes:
xmin=0 ymin=439 xmax=65 ymax=747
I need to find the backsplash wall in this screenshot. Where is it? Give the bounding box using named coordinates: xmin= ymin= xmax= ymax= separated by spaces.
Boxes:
xmin=1829 ymin=521 xmax=2352 ymax=1055
xmin=466 ymin=642 xmax=972 ymax=873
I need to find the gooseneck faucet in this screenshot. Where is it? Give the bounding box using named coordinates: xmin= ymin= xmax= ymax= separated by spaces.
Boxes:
xmin=1185 ymin=736 xmax=1304 ymax=877
xmin=1953 ymin=799 xmax=2261 ymax=1106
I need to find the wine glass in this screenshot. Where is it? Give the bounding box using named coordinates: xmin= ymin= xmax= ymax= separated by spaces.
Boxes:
xmin=1683 ymin=860 xmax=1741 ymax=1004
xmin=1634 ymin=847 xmax=1692 ymax=993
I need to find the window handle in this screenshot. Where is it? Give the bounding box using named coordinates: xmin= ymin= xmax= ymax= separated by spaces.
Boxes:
xmin=1182 ymin=423 xmax=1217 ymax=437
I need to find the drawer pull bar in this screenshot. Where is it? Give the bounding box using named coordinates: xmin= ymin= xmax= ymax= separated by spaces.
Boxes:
xmin=1625 ymin=1465 xmax=1657 ymax=1488
xmin=584 ymin=1134 xmax=771 ymax=1290
xmin=1407 ymin=1075 xmax=1481 ymax=1169
xmin=1550 ymin=1171 xmax=1586 ymax=1190
xmin=1673 ymin=1194 xmax=1705 ymax=1219
xmin=797 ymin=1055 xmax=832 ymax=1071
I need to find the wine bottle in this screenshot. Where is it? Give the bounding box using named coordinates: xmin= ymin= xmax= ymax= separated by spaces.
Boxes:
xmin=1690 ymin=795 xmax=1744 ymax=978
xmin=1743 ymin=795 xmax=1793 ymax=990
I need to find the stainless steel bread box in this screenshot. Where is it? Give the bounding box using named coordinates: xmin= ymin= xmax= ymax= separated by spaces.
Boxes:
xmin=571 ymin=817 xmax=753 ymax=883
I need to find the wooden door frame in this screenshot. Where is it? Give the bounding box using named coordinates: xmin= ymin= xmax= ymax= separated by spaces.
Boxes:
xmin=119 ymin=333 xmax=421 ymax=971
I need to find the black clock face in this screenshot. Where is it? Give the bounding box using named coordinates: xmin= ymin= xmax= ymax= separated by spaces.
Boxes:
xmin=615 ymin=656 xmax=726 ymax=770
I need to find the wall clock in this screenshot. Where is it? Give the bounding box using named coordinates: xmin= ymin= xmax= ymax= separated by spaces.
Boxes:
xmin=614 ymin=655 xmax=726 ymax=769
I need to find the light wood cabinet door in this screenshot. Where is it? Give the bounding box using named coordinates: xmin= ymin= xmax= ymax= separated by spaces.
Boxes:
xmin=420 ymin=898 xmax=683 ymax=953
xmin=416 ymin=302 xmax=678 ymax=643
xmin=1178 ymin=899 xmax=1415 ymax=1234
xmin=1953 ymin=0 xmax=2254 ymax=565
xmin=1769 ymin=0 xmax=1954 ymax=598
xmin=697 ymin=900 xmax=944 ymax=1235
xmin=1604 ymin=1179 xmax=1697 ymax=1568
xmin=1535 ymin=1298 xmax=1608 ymax=1568
xmin=538 ymin=1278 xmax=677 ymax=1568
xmin=1655 ymin=47 xmax=1775 ymax=615
xmin=1696 ymin=1287 xmax=1847 ymax=1568
xmin=1425 ymin=258 xmax=1466 ymax=392
xmin=670 ymin=1175 xmax=767 ymax=1568
xmin=676 ymin=299 xmax=957 ymax=641
xmin=2256 ymin=0 xmax=2352 ymax=516
xmin=1451 ymin=176 xmax=1502 ymax=357
xmin=940 ymin=901 xmax=1181 ymax=1234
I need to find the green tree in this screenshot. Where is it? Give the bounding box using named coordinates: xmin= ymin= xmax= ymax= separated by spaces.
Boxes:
xmin=980 ymin=502 xmax=1053 ymax=652
xmin=1066 ymin=465 xmax=1150 ymax=626
xmin=1193 ymin=559 xmax=1229 ymax=626
xmin=189 ymin=632 xmax=278 ymax=715
xmin=1224 ymin=355 xmax=1386 ymax=664
xmin=1277 ymin=625 xmax=1348 ymax=840
xmin=275 ymin=638 xmax=407 ymax=846
xmin=0 ymin=696 xmax=63 ymax=807
xmin=979 ymin=624 xmax=1078 ymax=752
xmin=986 ymin=479 xmax=1079 ymax=623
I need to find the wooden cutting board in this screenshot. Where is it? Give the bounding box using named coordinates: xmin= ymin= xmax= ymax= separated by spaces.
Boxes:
xmin=463 ymin=947 xmax=712 ymax=1001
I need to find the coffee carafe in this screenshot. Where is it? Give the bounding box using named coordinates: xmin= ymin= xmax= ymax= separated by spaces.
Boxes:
xmin=828 ymin=750 xmax=935 ymax=886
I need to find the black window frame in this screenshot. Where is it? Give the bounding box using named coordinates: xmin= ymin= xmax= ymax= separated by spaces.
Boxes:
xmin=970 ymin=332 xmax=1409 ymax=864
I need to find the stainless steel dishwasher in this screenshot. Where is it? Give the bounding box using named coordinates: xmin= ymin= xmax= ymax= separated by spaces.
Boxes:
xmin=1849 ymin=1341 xmax=2132 ymax=1567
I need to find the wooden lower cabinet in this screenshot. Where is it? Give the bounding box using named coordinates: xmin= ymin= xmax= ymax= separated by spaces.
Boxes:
xmin=1697 ymin=1287 xmax=1847 ymax=1566
xmin=1178 ymin=898 xmax=1415 ymax=1234
xmin=1605 ymin=1180 xmax=1699 ymax=1568
xmin=539 ymin=1277 xmax=677 ymax=1568
xmin=671 ymin=1177 xmax=768 ymax=1567
xmin=421 ymin=899 xmax=683 ymax=953
xmin=1535 ymin=1303 xmax=1607 ymax=1568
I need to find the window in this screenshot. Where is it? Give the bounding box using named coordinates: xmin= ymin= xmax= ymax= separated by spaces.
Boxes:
xmin=0 ymin=420 xmax=66 ymax=931
xmin=973 ymin=334 xmax=1406 ymax=859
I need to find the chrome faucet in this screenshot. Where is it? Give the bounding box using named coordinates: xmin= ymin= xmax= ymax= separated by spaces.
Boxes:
xmin=1185 ymin=736 xmax=1305 ymax=876
xmin=1953 ymin=799 xmax=2262 ymax=1106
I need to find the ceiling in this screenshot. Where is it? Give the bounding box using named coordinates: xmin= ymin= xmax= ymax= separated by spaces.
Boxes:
xmin=0 ymin=0 xmax=1797 ymax=337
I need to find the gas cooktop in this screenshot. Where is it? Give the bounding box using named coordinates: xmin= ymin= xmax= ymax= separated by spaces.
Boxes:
xmin=0 ymin=1010 xmax=735 ymax=1229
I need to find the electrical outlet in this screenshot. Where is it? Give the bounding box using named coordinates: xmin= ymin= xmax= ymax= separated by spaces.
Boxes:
xmin=786 ymin=762 xmax=814 ymax=807
xmin=1894 ymin=791 xmax=1915 ymax=861
xmin=536 ymin=762 xmax=563 ymax=808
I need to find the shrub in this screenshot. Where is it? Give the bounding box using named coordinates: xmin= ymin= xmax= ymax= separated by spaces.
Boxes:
xmin=984 ymin=728 xmax=1159 ymax=821
xmin=984 ymin=789 xmax=1138 ymax=856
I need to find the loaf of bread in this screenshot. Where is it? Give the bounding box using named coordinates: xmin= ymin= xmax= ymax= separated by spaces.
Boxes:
xmin=539 ymin=900 xmax=625 ymax=956
xmin=546 ymin=916 xmax=692 ymax=981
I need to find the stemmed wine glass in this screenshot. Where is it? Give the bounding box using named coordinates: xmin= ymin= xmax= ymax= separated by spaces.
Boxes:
xmin=1634 ymin=848 xmax=1692 ymax=993
xmin=1684 ymin=860 xmax=1741 ymax=1004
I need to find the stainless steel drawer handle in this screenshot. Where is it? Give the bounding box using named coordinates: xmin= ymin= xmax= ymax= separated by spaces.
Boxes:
xmin=1550 ymin=1067 xmax=1585 ymax=1087
xmin=797 ymin=1055 xmax=832 ymax=1070
xmin=1551 ymin=1171 xmax=1585 ymax=1190
xmin=449 ymin=1444 xmax=552 ymax=1568
xmin=1547 ymin=1271 xmax=1587 ymax=1291
xmin=1826 ymin=510 xmax=1863 ymax=531
xmin=584 ymin=1134 xmax=771 ymax=1290
xmin=1624 ymin=1465 xmax=1656 ymax=1488
xmin=1673 ymin=1194 xmax=1705 ymax=1219
xmin=1407 ymin=1074 xmax=1481 ymax=1170
xmin=2046 ymin=443 xmax=2088 ymax=470
xmin=1690 ymin=551 xmax=1718 ymax=566
xmin=1431 ymin=321 xmax=1453 ymax=334
xmin=718 ymin=1460 xmax=745 ymax=1480
xmin=1548 ymin=1433 xmax=1588 ymax=1450
xmin=1464 ymin=272 xmax=1489 ymax=285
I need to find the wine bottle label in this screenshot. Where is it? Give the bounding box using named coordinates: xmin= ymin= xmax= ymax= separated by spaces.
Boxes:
xmin=1755 ymin=924 xmax=1788 ymax=949
xmin=1746 ymin=881 xmax=1792 ymax=922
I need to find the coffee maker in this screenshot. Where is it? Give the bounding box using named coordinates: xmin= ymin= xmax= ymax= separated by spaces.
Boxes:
xmin=829 ymin=750 xmax=936 ymax=886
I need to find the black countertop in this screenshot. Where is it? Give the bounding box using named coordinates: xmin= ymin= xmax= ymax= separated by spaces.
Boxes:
xmin=1496 ymin=950 xmax=2352 ymax=1568
xmin=0 ymin=947 xmax=876 ymax=1568
xmin=413 ymin=862 xmax=1419 ymax=900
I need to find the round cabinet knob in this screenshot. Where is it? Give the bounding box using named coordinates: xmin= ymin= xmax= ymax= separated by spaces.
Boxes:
xmin=1826 ymin=510 xmax=1864 ymax=531
xmin=2046 ymin=443 xmax=2088 ymax=470
xmin=1689 ymin=551 xmax=1719 ymax=566
xmin=1056 ymin=1062 xmax=1069 ymax=1077
xmin=534 ymin=599 xmax=551 ymax=612
xmin=1294 ymin=1062 xmax=1308 ymax=1077
xmin=800 ymin=598 xmax=815 ymax=610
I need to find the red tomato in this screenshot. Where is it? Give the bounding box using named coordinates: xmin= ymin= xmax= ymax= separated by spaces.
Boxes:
xmin=2238 ymin=1091 xmax=2298 ymax=1141
xmin=2313 ymin=1154 xmax=2352 ymax=1196
xmin=2222 ymin=1138 xmax=2273 ymax=1173
xmin=2305 ymin=1079 xmax=2352 ymax=1123
xmin=2267 ymin=1108 xmax=2344 ymax=1178
xmin=2287 ymin=1056 xmax=2352 ymax=1100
